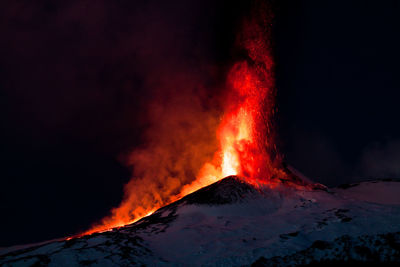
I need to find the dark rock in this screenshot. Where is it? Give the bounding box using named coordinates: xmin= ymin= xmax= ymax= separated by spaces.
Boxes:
xmin=180 ymin=176 xmax=259 ymax=205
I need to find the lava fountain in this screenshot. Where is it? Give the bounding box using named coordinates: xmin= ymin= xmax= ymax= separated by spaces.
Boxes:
xmin=82 ymin=1 xmax=284 ymax=236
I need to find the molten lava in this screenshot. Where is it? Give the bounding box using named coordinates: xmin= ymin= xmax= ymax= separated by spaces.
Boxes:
xmin=81 ymin=2 xmax=285 ymax=237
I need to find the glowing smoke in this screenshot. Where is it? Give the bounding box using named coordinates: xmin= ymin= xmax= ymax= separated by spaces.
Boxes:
xmin=85 ymin=0 xmax=283 ymax=235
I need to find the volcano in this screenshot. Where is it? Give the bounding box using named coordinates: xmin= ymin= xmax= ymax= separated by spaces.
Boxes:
xmin=1 ymin=171 xmax=400 ymax=266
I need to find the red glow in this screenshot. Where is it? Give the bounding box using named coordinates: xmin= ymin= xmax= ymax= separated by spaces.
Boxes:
xmin=78 ymin=3 xmax=288 ymax=238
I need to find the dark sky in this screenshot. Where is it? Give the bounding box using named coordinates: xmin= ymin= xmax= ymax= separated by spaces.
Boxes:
xmin=275 ymin=0 xmax=400 ymax=186
xmin=1 ymin=0 xmax=400 ymax=246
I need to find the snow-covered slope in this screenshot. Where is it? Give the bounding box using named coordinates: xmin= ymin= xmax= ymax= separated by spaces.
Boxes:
xmin=1 ymin=176 xmax=400 ymax=266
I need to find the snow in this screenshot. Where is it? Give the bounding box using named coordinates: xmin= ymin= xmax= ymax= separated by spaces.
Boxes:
xmin=333 ymin=180 xmax=400 ymax=205
xmin=1 ymin=177 xmax=400 ymax=266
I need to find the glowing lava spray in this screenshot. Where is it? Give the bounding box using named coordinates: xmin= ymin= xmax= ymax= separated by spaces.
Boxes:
xmin=83 ymin=1 xmax=284 ymax=236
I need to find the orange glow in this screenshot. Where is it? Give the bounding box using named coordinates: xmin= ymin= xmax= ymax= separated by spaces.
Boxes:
xmin=78 ymin=2 xmax=286 ymax=238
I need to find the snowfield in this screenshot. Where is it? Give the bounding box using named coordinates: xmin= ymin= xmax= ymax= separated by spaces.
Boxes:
xmin=1 ymin=176 xmax=400 ymax=266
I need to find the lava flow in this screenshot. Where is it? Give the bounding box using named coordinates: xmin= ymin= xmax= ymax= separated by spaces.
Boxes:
xmin=81 ymin=2 xmax=285 ymax=237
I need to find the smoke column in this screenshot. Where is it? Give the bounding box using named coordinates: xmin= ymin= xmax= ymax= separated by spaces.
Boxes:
xmin=85 ymin=0 xmax=283 ymax=235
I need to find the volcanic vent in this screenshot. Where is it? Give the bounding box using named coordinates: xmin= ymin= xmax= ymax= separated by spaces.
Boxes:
xmin=82 ymin=0 xmax=289 ymax=236
xmin=2 ymin=1 xmax=400 ymax=266
xmin=180 ymin=176 xmax=259 ymax=205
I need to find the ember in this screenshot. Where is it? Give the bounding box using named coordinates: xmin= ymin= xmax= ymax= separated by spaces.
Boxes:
xmin=81 ymin=1 xmax=284 ymax=237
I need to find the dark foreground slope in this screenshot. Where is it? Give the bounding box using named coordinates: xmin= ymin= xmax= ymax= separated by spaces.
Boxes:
xmin=1 ymin=176 xmax=400 ymax=266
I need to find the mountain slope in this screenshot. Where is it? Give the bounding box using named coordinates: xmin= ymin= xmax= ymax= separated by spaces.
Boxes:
xmin=1 ymin=176 xmax=400 ymax=266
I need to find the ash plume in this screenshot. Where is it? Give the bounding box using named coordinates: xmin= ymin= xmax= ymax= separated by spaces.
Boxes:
xmin=88 ymin=0 xmax=278 ymax=233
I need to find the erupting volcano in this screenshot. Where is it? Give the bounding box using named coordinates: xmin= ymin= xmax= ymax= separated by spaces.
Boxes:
xmin=83 ymin=2 xmax=285 ymax=236
xmin=2 ymin=2 xmax=400 ymax=266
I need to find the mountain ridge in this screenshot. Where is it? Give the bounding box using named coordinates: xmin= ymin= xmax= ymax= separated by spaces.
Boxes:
xmin=1 ymin=174 xmax=400 ymax=266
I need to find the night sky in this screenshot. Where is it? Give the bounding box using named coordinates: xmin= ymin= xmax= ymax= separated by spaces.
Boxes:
xmin=1 ymin=0 xmax=400 ymax=246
